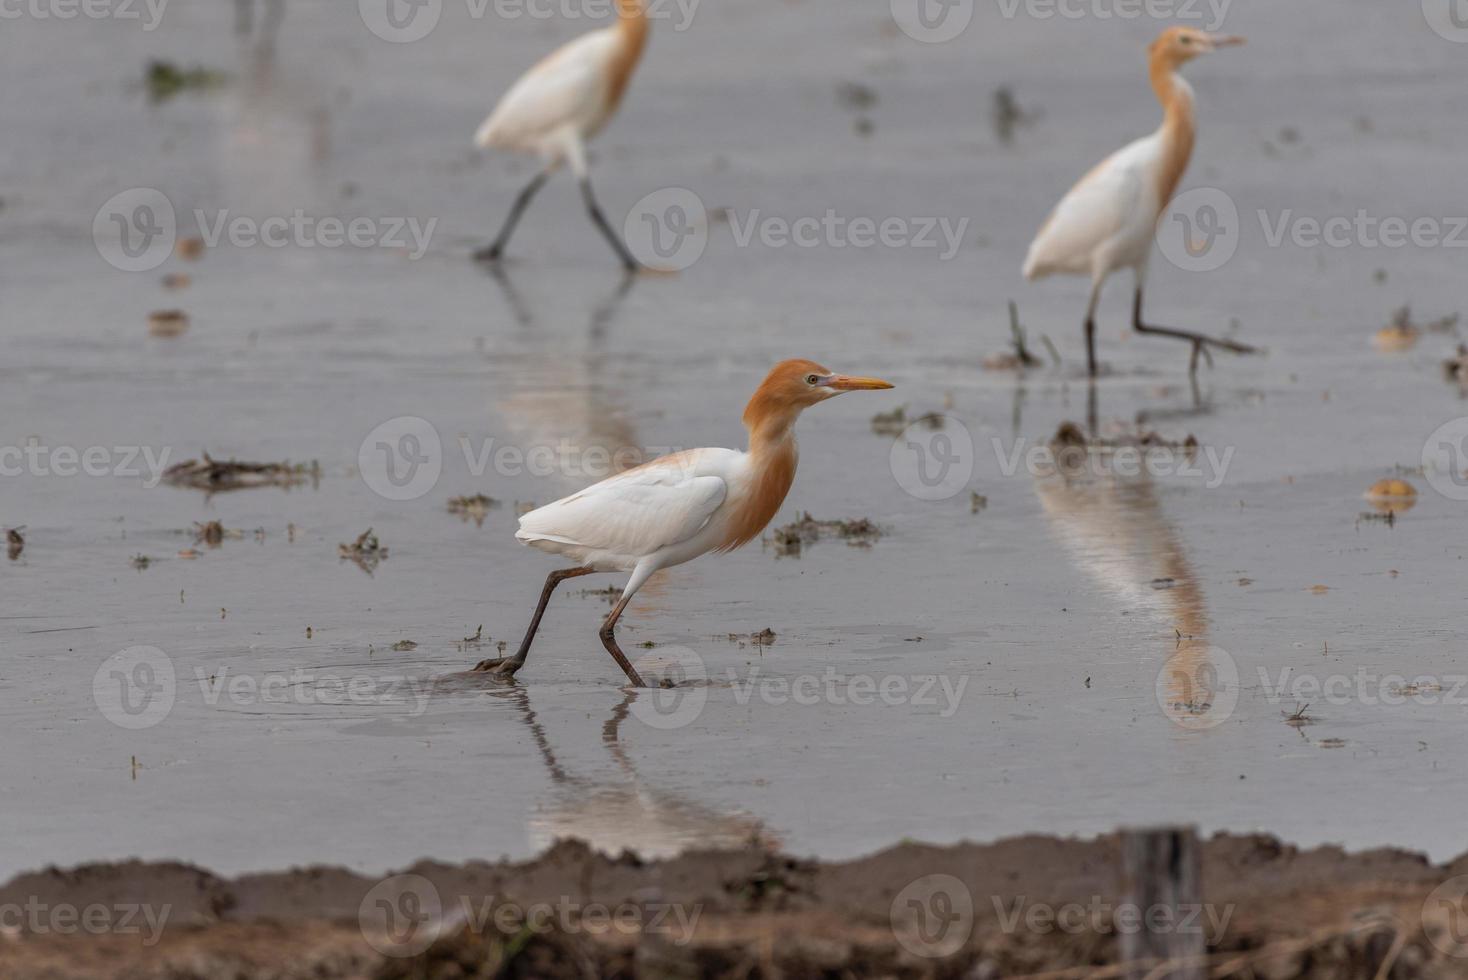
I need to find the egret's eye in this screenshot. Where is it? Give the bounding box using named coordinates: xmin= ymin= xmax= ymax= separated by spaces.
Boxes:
xmin=806 ymin=374 xmax=821 ymax=385
xmin=1179 ymin=34 xmax=1192 ymax=44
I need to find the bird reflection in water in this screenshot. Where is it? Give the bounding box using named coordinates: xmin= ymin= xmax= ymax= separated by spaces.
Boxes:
xmin=490 ymin=274 xmax=646 ymax=494
xmin=486 ymin=685 xmax=776 ymax=859
xmin=1035 ymin=453 xmax=1228 ymax=729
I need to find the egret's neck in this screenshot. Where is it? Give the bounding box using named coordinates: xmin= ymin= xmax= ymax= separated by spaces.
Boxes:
xmin=1148 ymin=61 xmax=1196 ymax=206
xmin=717 ymin=415 xmax=799 ymax=552
xmin=606 ymin=0 xmax=648 ymax=108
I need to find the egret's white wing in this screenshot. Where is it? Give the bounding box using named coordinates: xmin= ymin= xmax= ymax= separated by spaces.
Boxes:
xmin=475 ymin=29 xmax=616 ymax=149
xmin=1023 ymin=135 xmax=1156 ymax=279
xmin=517 ymin=449 xmax=732 ymax=559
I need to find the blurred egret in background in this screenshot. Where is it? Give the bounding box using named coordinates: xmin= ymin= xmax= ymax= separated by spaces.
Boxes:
xmin=1024 ymin=27 xmax=1255 ymax=377
xmin=473 ymin=0 xmax=649 ymax=269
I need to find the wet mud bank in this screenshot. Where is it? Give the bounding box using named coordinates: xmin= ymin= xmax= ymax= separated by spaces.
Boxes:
xmin=4 ymin=831 xmax=1467 ymax=978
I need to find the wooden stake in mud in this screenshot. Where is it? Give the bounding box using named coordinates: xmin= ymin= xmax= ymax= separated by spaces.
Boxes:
xmin=1120 ymin=826 xmax=1203 ymax=980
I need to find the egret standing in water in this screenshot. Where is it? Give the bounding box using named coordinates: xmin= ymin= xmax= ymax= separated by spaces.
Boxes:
xmin=473 ymin=0 xmax=648 ymax=269
xmin=1023 ymin=27 xmax=1255 ymax=377
xmin=474 ymin=360 xmax=894 ymax=687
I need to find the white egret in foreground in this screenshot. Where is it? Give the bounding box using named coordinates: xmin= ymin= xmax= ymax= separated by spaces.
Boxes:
xmin=473 ymin=0 xmax=648 ymax=269
xmin=1024 ymin=27 xmax=1255 ymax=376
xmin=475 ymin=360 xmax=894 ymax=686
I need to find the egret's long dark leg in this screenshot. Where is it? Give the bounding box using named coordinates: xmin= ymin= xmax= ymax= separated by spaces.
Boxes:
xmin=476 ymin=170 xmax=551 ymax=263
xmin=474 ymin=566 xmax=595 ymax=677
xmin=580 ymin=176 xmax=639 ymax=271
xmin=1132 ymin=286 xmax=1256 ymax=377
xmin=598 ymin=592 xmax=648 ymax=687
xmin=1083 ymin=281 xmax=1104 ymax=379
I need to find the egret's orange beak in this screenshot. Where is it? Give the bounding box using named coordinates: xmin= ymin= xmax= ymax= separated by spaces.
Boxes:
xmin=827 ymin=374 xmax=894 ymax=391
xmin=1208 ymin=34 xmax=1246 ymax=48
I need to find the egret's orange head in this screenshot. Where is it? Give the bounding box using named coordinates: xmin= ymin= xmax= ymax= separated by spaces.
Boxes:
xmin=1150 ymin=26 xmax=1245 ymax=67
xmin=743 ymin=358 xmax=894 ymax=430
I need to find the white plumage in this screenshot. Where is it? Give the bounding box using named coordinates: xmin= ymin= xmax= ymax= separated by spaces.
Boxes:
xmin=516 ymin=448 xmax=744 ymax=596
xmin=1023 ymin=130 xmax=1171 ymax=283
xmin=475 ymin=29 xmax=625 ymax=174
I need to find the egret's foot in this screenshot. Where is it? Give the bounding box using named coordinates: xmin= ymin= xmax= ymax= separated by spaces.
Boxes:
xmin=471 ymin=655 xmax=523 ymax=678
xmin=473 ymin=243 xmax=503 ymax=263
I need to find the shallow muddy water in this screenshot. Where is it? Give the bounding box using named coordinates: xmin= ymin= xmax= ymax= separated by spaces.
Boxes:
xmin=3 ymin=0 xmax=1468 ymax=876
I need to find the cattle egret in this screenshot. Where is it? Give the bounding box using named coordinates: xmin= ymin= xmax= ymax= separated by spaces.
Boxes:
xmin=474 ymin=359 xmax=895 ymax=687
xmin=1023 ymin=27 xmax=1256 ymax=376
xmin=473 ymin=0 xmax=648 ymax=269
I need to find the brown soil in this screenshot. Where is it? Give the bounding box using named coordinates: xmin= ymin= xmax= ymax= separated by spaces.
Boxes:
xmin=3 ymin=832 xmax=1467 ymax=978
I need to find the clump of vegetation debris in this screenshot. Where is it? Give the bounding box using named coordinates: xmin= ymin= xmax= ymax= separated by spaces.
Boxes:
xmin=6 ymin=527 xmax=24 ymax=561
xmin=768 ymin=512 xmax=882 ymax=557
xmin=447 ymin=494 xmax=499 ymax=526
xmin=983 ymin=302 xmax=1059 ymax=372
xmin=870 ymin=405 xmax=944 ymax=437
xmin=192 ymin=520 xmax=246 ymax=547
xmin=727 ymin=628 xmax=776 ymax=647
xmin=339 ymin=528 xmax=387 ymax=574
xmin=144 ymin=60 xmax=228 ymax=103
xmin=1443 ymin=344 xmax=1468 ymax=389
xmin=163 ymin=452 xmax=320 ymax=494
xmin=1374 ymin=305 xmax=1459 ymax=352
